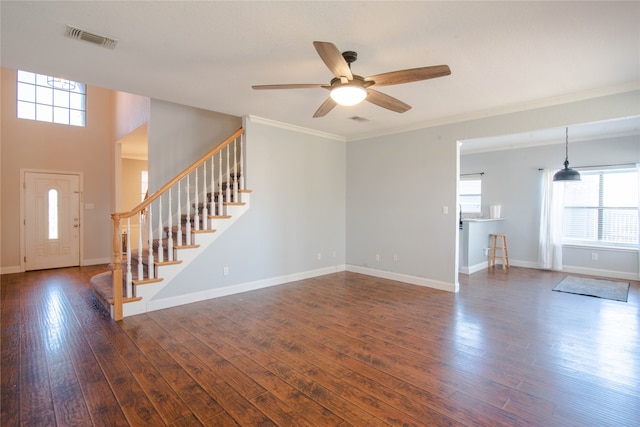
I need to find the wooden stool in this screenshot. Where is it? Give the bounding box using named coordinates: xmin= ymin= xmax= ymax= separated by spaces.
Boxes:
xmin=488 ymin=233 xmax=510 ymax=269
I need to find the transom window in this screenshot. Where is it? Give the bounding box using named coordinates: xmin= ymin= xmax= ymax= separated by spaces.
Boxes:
xmin=562 ymin=167 xmax=639 ymax=247
xmin=16 ymin=70 xmax=86 ymax=127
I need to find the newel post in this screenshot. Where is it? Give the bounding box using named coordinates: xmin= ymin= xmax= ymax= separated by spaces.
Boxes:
xmin=111 ymin=213 xmax=123 ymax=321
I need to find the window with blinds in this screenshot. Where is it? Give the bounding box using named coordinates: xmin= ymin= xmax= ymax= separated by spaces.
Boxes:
xmin=562 ymin=168 xmax=638 ymax=247
xmin=460 ymin=177 xmax=482 ymax=215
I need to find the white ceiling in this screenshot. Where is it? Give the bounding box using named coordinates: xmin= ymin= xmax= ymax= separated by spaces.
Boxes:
xmin=2 ymin=1 xmax=639 ymax=147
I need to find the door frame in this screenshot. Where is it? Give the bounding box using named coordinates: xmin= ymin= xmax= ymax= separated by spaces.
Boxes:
xmin=20 ymin=168 xmax=84 ymax=272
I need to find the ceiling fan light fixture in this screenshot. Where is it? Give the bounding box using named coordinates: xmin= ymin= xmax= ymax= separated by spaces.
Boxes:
xmin=330 ymin=84 xmax=367 ymax=106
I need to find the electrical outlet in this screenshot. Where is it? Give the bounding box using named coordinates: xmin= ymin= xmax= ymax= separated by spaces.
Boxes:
xmin=332 ymin=250 xmax=336 ymax=258
xmin=376 ymin=254 xmax=380 ymax=262
xmin=223 ymin=266 xmax=229 ymax=276
xmin=591 ymin=253 xmax=598 ymax=261
xmin=393 ymin=254 xmax=398 ymax=262
xmin=442 ymin=205 xmax=449 ymax=214
xmin=317 ymin=253 xmax=322 ymax=260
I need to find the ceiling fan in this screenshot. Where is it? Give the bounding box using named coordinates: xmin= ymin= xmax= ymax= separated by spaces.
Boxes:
xmin=252 ymin=41 xmax=451 ymax=118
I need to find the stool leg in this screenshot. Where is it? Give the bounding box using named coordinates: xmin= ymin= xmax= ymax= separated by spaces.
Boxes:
xmin=502 ymin=235 xmax=510 ymax=268
xmin=488 ymin=234 xmax=496 ymax=268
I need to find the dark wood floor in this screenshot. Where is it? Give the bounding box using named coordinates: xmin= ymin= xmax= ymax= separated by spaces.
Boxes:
xmin=2 ymin=265 xmax=639 ymax=426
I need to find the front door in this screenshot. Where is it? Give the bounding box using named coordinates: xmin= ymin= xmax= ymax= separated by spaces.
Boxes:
xmin=25 ymin=172 xmax=80 ymax=270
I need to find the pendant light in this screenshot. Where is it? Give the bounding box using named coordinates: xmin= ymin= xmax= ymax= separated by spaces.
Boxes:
xmin=553 ymin=127 xmax=581 ymax=181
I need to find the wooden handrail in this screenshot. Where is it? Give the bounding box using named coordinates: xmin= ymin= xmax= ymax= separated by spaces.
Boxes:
xmin=110 ymin=126 xmax=244 ymax=321
xmin=112 ymin=127 xmax=244 ymax=221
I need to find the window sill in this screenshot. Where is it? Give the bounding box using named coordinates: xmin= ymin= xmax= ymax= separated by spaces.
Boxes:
xmin=563 ymin=243 xmax=639 ymax=253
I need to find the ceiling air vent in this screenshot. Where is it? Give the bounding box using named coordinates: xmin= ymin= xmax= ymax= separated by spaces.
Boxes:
xmin=348 ymin=116 xmax=370 ymax=123
xmin=65 ymin=25 xmax=118 ymax=49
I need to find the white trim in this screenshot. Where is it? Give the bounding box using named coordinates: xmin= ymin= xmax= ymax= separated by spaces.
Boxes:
xmin=459 ymin=261 xmax=488 ymax=275
xmin=83 ymin=257 xmax=111 ymax=266
xmin=20 ymin=168 xmax=84 ymax=272
xmin=561 ymin=264 xmax=639 ymax=281
xmin=146 ymin=265 xmax=346 ymax=312
xmin=346 ymin=265 xmax=458 ymax=293
xmin=247 ymin=115 xmax=346 ymax=141
xmin=347 ymin=83 xmax=640 ymax=142
xmin=0 ymin=266 xmax=21 ymax=275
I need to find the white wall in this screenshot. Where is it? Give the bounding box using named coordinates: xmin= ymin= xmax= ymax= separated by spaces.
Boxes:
xmin=148 ymin=100 xmax=242 ymax=192
xmin=152 ymin=117 xmax=347 ymax=299
xmin=1 ymin=68 xmax=115 ymax=271
xmin=346 ymin=90 xmax=640 ymax=290
xmin=346 ymin=126 xmax=460 ymax=291
xmin=461 ymin=135 xmax=639 ymax=279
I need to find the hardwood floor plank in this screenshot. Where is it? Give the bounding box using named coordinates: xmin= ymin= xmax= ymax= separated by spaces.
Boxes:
xmin=223 ymin=353 xmax=345 ymax=425
xmin=145 ymin=310 xmax=277 ymax=426
xmin=267 ymin=360 xmax=389 ymax=426
xmin=2 ymin=266 xmax=639 ymax=426
xmin=49 ymin=361 xmax=93 ymax=426
xmin=121 ymin=315 xmax=226 ymax=422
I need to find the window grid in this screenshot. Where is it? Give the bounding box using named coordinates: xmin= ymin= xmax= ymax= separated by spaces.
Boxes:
xmin=17 ymin=70 xmax=86 ymax=127
xmin=562 ymin=169 xmax=638 ymax=247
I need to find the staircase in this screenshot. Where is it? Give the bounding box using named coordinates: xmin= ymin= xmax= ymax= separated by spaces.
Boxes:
xmin=91 ymin=128 xmax=250 ymax=320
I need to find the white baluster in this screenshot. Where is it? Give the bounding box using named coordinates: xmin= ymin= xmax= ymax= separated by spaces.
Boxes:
xmin=177 ymin=183 xmax=182 ymax=246
xmin=218 ymin=152 xmax=223 ymax=216
xmin=126 ymin=218 xmax=132 ymax=297
xmin=147 ymin=205 xmax=154 ymax=279
xmin=167 ymin=187 xmax=173 ymax=261
xmin=202 ymin=161 xmax=208 ymax=230
xmin=137 ymin=211 xmax=143 ymax=280
xmin=233 ymin=137 xmax=238 ymax=203
xmin=194 ymin=170 xmax=200 ymax=231
xmin=225 ymin=144 xmax=230 ymax=203
xmin=157 ymin=196 xmax=164 ymax=263
xmin=239 ymin=134 xmax=245 ymax=191
xmin=210 ymin=156 xmax=215 ymax=218
xmin=185 ymin=175 xmax=191 ymax=245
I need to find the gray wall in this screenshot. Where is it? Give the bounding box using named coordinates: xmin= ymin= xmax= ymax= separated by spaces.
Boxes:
xmin=461 ymin=135 xmax=639 ymax=278
xmin=346 ymin=90 xmax=640 ymax=289
xmin=153 ymin=118 xmax=347 ymax=298
xmin=148 ymin=100 xmax=242 ymax=193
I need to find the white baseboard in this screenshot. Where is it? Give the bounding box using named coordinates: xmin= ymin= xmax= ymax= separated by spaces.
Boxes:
xmin=346 ymin=264 xmax=458 ymax=293
xmin=0 ymin=265 xmax=21 ymax=275
xmin=147 ymin=264 xmax=347 ymax=312
xmin=83 ymin=257 xmax=111 ymax=266
xmin=459 ymin=261 xmax=488 ymax=275
xmin=1 ymin=257 xmax=111 ymax=275
xmin=561 ymin=264 xmax=639 ymax=281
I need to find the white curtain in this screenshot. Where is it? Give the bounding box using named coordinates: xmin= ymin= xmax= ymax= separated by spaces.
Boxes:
xmin=637 ymin=163 xmax=640 ymax=279
xmin=538 ymin=169 xmax=564 ymax=270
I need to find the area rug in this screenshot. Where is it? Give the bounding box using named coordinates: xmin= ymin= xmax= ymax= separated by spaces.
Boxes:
xmin=553 ymin=276 xmax=630 ymax=302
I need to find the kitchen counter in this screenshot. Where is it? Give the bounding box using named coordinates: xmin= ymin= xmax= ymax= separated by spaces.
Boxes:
xmin=459 ymin=218 xmax=503 ymax=274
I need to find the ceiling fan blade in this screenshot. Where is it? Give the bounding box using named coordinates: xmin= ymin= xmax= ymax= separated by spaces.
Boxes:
xmin=366 ymin=89 xmax=411 ymax=113
xmin=366 ymin=65 xmax=451 ymax=87
xmin=252 ymin=83 xmax=326 ymax=90
xmin=313 ymin=41 xmax=353 ymax=80
xmin=313 ymin=97 xmax=337 ymax=118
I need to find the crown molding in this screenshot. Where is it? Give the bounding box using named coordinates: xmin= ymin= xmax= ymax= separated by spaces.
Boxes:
xmin=346 ymin=83 xmax=640 ymax=142
xmin=247 ymin=115 xmax=346 ymax=142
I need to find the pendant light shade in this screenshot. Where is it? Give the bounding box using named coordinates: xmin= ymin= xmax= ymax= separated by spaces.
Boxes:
xmin=553 ymin=127 xmax=581 ymax=182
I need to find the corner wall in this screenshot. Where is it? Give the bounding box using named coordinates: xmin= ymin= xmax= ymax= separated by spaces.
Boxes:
xmin=346 ymin=90 xmax=640 ymax=290
xmin=151 ymin=117 xmax=347 ymax=303
xmin=0 ymin=67 xmax=115 ymax=271
xmin=461 ymin=135 xmax=640 ymax=279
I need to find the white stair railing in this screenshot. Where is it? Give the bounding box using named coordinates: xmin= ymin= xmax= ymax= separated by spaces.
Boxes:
xmin=110 ymin=128 xmax=244 ymax=320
